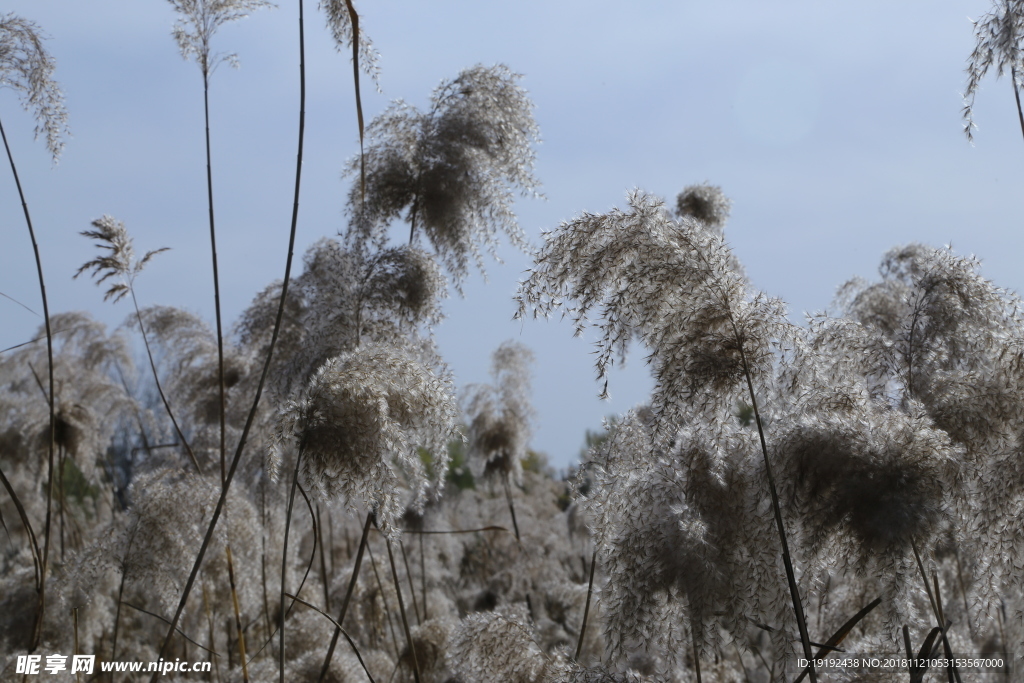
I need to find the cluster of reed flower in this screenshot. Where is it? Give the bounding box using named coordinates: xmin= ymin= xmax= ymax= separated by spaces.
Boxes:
xmin=5 ymin=3 xmax=1024 ymax=682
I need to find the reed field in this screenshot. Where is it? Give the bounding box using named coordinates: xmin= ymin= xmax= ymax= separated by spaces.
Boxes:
xmin=4 ymin=2 xmax=1024 ymax=681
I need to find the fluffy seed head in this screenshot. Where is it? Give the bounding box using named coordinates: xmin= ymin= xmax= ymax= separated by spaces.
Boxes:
xmin=464 ymin=341 xmax=535 ymax=482
xmin=75 ymin=216 xmax=168 ymax=303
xmin=348 ymin=64 xmax=541 ymax=286
xmin=517 ymin=189 xmax=786 ymax=419
xmin=270 ymin=343 xmax=458 ymax=536
xmin=0 ymin=13 xmax=68 ymax=160
xmin=167 ymin=0 xmax=274 ymax=76
xmin=675 ymin=183 xmax=731 ymax=230
xmin=962 ymin=0 xmax=1024 ymax=141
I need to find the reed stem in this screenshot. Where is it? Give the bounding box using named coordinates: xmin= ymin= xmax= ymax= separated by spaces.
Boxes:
xmin=150 ymin=0 xmax=308 ymax=674
xmin=1 ymin=112 xmax=55 ymax=651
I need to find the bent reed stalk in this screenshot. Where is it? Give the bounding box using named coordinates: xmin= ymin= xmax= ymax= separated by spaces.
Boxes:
xmin=150 ymin=0 xmax=309 ymax=676
xmin=1 ymin=114 xmax=56 ymax=651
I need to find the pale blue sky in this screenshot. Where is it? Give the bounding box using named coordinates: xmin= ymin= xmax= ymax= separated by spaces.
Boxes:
xmin=2 ymin=1 xmax=1021 ymax=469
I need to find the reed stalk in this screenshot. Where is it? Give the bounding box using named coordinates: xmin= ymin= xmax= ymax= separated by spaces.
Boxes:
xmin=1 ymin=113 xmax=55 ymax=651
xmin=386 ymin=538 xmax=421 ymax=683
xmin=317 ymin=511 xmax=373 ymax=682
xmin=150 ymin=0 xmax=308 ymax=674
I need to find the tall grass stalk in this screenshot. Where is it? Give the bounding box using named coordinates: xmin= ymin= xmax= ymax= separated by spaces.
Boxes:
xmin=150 ymin=0 xmax=309 ymax=675
xmin=0 ymin=113 xmax=55 ymax=651
xmin=386 ymin=538 xmax=422 ymax=683
xmin=0 ymin=464 xmax=41 ymax=596
xmin=283 ymin=592 xmax=377 ymax=683
xmin=317 ymin=512 xmax=372 ymax=682
xmin=399 ymin=539 xmax=421 ymax=624
xmin=736 ymin=343 xmax=817 ymax=682
xmin=368 ymin=540 xmax=402 ymax=660
xmin=278 ymin=449 xmax=303 ymax=683
xmin=226 ymin=545 xmax=249 ymax=683
xmin=573 ymin=549 xmax=596 ymax=662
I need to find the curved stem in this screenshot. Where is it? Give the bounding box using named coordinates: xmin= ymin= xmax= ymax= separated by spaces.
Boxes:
xmin=386 ymin=538 xmax=421 ymax=683
xmin=318 ymin=512 xmax=373 ymax=683
xmin=734 ymin=335 xmax=816 ymax=683
xmin=129 ymin=289 xmax=202 ymax=474
xmin=0 ymin=464 xmax=42 ymax=591
xmin=1012 ymin=66 xmax=1024 ymax=145
xmin=202 ymin=70 xmax=228 ymax=487
xmin=279 ymin=449 xmax=304 ymax=683
xmin=0 ymin=113 xmax=55 ymax=652
xmin=573 ymin=549 xmax=597 ymax=661
xmin=150 ymin=0 xmax=308 ymax=675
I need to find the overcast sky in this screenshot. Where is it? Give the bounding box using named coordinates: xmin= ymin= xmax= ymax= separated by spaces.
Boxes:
xmin=2 ymin=1 xmax=1021 ymax=470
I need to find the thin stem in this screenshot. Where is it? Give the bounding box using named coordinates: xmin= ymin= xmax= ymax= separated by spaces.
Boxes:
xmin=573 ymin=549 xmax=597 ymax=661
xmin=399 ymin=540 xmax=421 ymax=625
xmin=952 ymin=547 xmax=975 ymax=641
xmin=279 ymin=449 xmax=304 ymax=683
xmin=418 ymin=531 xmax=427 ymax=622
xmin=283 ymin=592 xmax=377 ymax=683
xmin=368 ymin=541 xmax=401 ymax=660
xmin=130 ymin=289 xmax=202 ymax=473
xmin=0 ymin=464 xmax=42 ymax=592
xmin=202 ymin=581 xmax=222 ymax=683
xmin=735 ymin=340 xmax=817 ymax=683
xmin=386 ymin=539 xmax=421 ymax=683
xmin=1012 ymin=66 xmax=1024 ymax=145
xmin=318 ymin=512 xmax=373 ymax=683
xmin=501 ymin=472 xmax=521 ymax=542
xmin=1 ymin=112 xmax=55 ymax=652
xmin=341 ymin=0 xmax=365 ymax=204
xmin=226 ymin=545 xmax=249 ymax=683
xmin=316 ymin=505 xmax=331 ymax=613
xmin=691 ymin=626 xmax=703 ymax=683
xmin=150 ymin=0 xmax=308 ymax=673
xmin=202 ymin=70 xmax=228 ymax=488
xmin=109 ymin=531 xmax=136 ymax=683
xmin=911 ymin=540 xmax=962 ymax=683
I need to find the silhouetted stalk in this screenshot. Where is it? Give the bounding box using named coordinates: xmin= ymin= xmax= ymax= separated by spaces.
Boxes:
xmin=387 ymin=539 xmax=421 ymax=683
xmin=58 ymin=447 xmax=65 ymax=561
xmin=109 ymin=530 xmax=135 ymax=683
xmin=226 ymin=545 xmax=249 ymax=683
xmin=735 ymin=339 xmax=817 ymax=683
xmin=317 ymin=511 xmax=372 ymax=683
xmin=368 ymin=541 xmax=401 ymax=660
xmin=0 ymin=464 xmax=41 ymax=592
xmin=129 ymin=287 xmax=202 ymax=474
xmin=151 ymin=0 xmax=308 ymax=674
xmin=691 ymin=626 xmax=703 ymax=683
xmin=1 ymin=112 xmax=55 ymax=651
xmin=399 ymin=540 xmax=421 ymax=624
xmin=341 ymin=0 xmax=366 ymax=203
xmin=1012 ymin=66 xmax=1024 ymax=145
xmin=952 ymin=547 xmax=975 ymax=640
xmin=911 ymin=540 xmax=961 ymax=683
xmin=201 ymin=581 xmax=221 ymax=683
xmin=501 ymin=473 xmax=521 ymax=542
xmin=573 ymin=549 xmax=596 ymax=661
xmin=279 ymin=448 xmax=304 ymax=683
xmin=793 ymin=598 xmax=881 ymax=683
xmin=260 ymin=485 xmax=272 ymax=639
xmin=418 ymin=531 xmax=427 ymax=621
xmin=200 ymin=68 xmax=228 ymax=487
xmin=283 ymin=592 xmax=377 ymax=683
xmin=316 ymin=505 xmax=330 ymax=612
